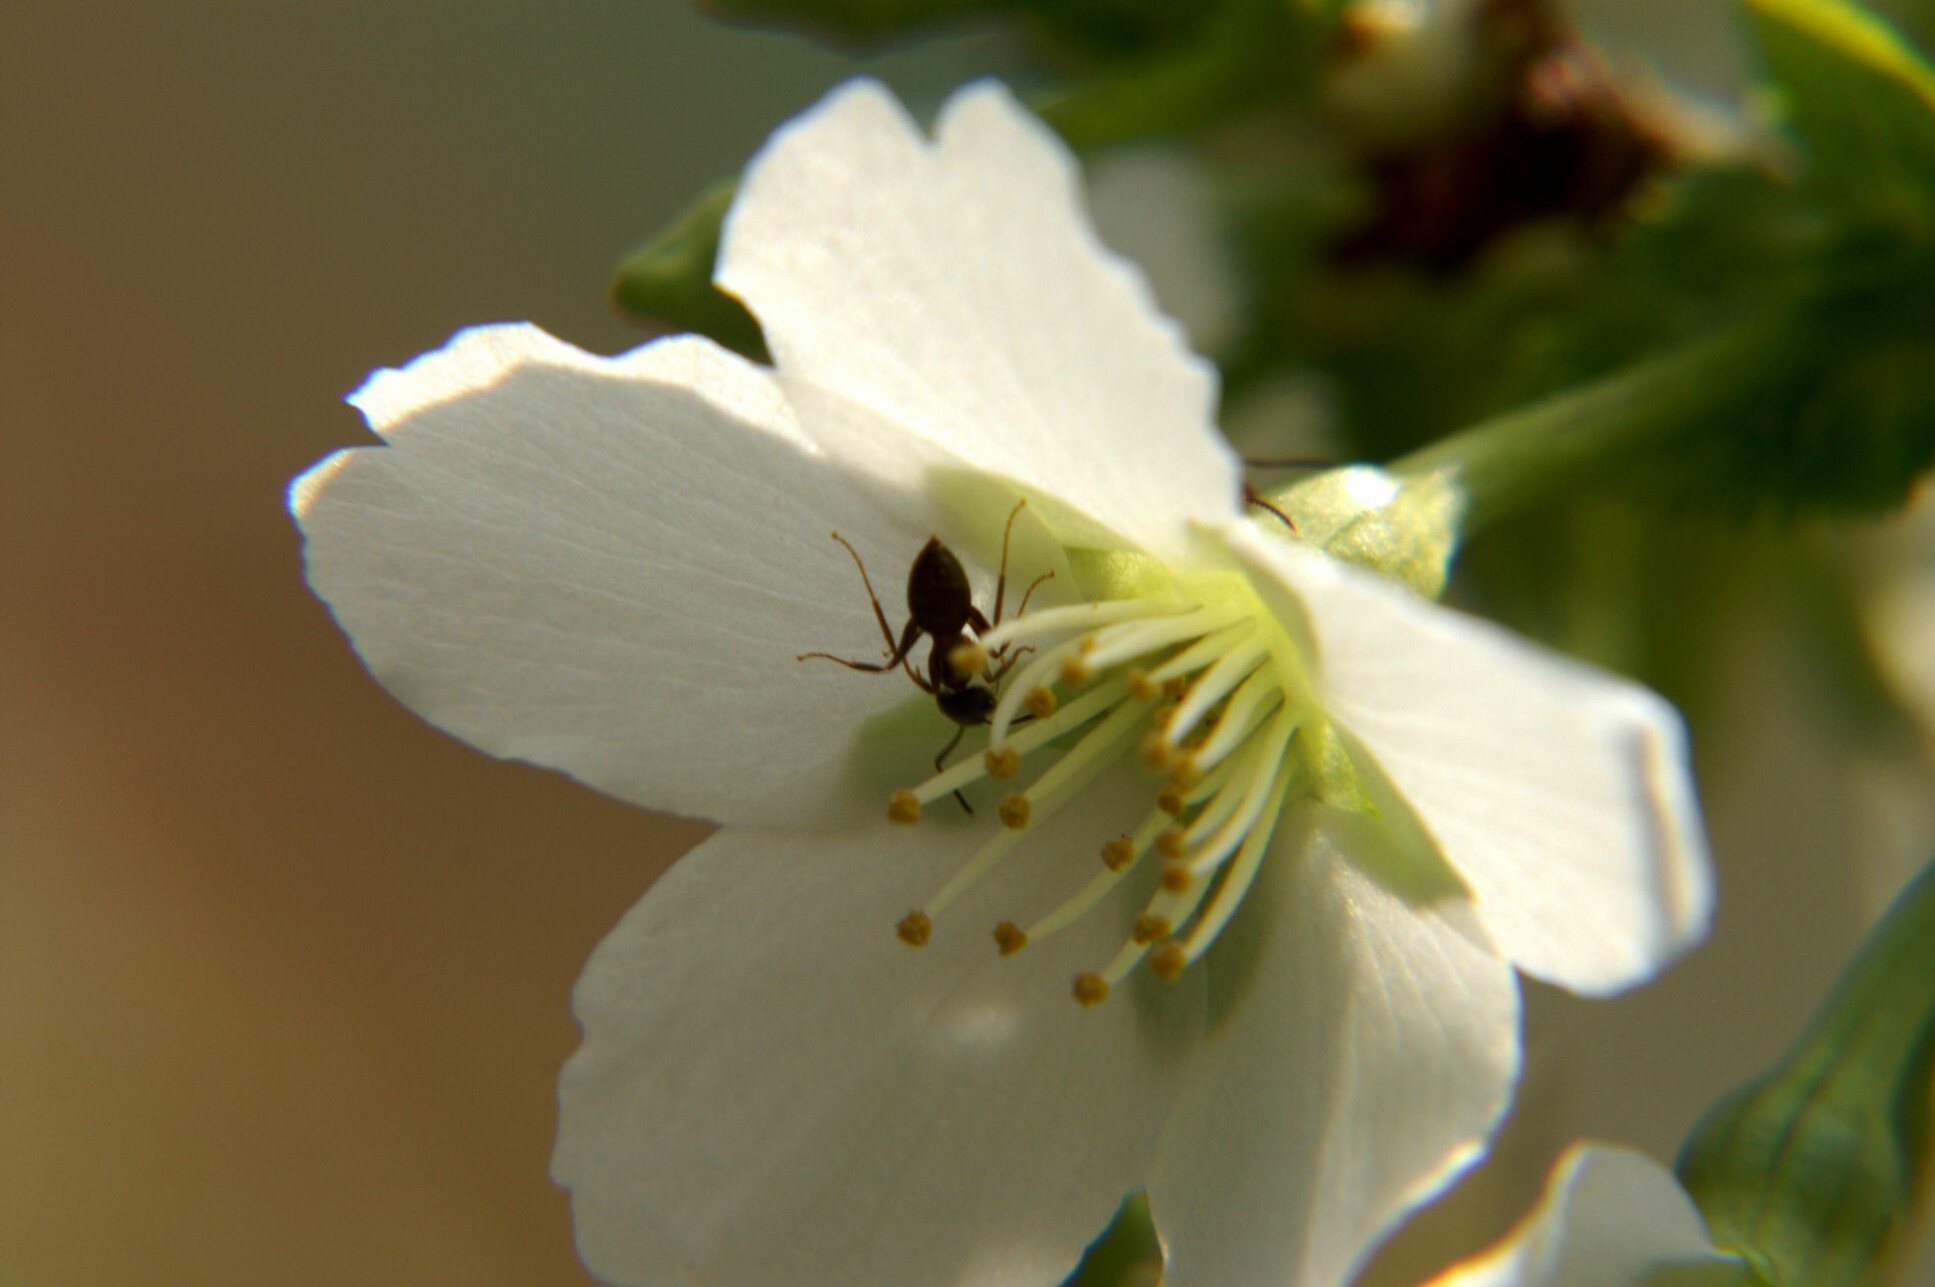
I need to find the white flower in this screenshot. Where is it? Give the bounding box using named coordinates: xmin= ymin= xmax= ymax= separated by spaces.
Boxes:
xmin=1423 ymin=1142 xmax=1738 ymax=1287
xmin=290 ymin=79 xmax=1712 ymax=1287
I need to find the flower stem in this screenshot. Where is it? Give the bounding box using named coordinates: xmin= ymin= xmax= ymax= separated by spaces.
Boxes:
xmin=1385 ymin=313 xmax=1796 ymax=534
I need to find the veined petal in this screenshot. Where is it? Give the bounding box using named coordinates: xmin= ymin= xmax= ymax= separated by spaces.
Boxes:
xmin=1423 ymin=1143 xmax=1735 ymax=1287
xmin=718 ymin=79 xmax=1240 ymax=559
xmin=554 ymin=766 xmax=1205 ymax=1287
xmin=1229 ymin=527 xmax=1714 ymax=997
xmin=292 ymin=323 xmax=937 ymax=829
xmin=1147 ymin=807 xmax=1520 ymax=1287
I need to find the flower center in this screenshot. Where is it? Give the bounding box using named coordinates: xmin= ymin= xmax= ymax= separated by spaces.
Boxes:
xmin=887 ymin=577 xmax=1318 ymax=1006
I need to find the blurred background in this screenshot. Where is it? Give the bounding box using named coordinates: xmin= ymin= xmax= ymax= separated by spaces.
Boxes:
xmin=3 ymin=3 xmax=1930 ymax=1285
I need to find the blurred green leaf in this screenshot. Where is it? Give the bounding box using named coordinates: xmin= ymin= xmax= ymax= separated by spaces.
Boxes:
xmin=1746 ymin=0 xmax=1935 ymax=215
xmin=1676 ymin=856 xmax=1935 ymax=1286
xmin=610 ymin=179 xmax=768 ymax=362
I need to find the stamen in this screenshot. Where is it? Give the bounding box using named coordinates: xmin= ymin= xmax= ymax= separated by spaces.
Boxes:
xmin=897 ymin=911 xmax=932 ymax=947
xmin=1184 ymin=716 xmax=1300 ymax=878
xmin=1147 ymin=622 xmax=1256 ymax=687
xmin=1025 ymin=686 xmax=1057 ymax=719
xmin=1127 ymin=669 xmax=1158 ymax=701
xmin=984 ymin=745 xmax=1020 ymax=779
xmin=998 ymin=795 xmax=1031 ymax=830
xmin=1073 ymin=972 xmax=1110 ymax=1007
xmin=1166 ymin=765 xmax=1296 ymax=971
xmin=1132 ymin=914 xmax=1171 ymax=944
xmin=922 ymin=696 xmax=1150 ymax=920
xmin=1025 ymin=812 xmax=1170 ymax=946
xmin=1079 ymin=605 xmax=1243 ymax=672
xmin=1163 ymin=630 xmax=1269 ymax=748
xmin=1060 ymin=653 xmax=1093 ymax=686
xmin=1101 ymin=835 xmax=1137 ymax=871
xmin=979 ymin=597 xmax=1187 ymax=654
xmin=914 ymin=677 xmax=1129 ymax=807
xmin=888 ymin=790 xmax=921 ymax=824
xmin=949 ymin=639 xmax=988 ymax=678
xmin=988 ymin=640 xmax=1102 ymax=745
xmin=993 ymin=921 xmax=1028 ymax=956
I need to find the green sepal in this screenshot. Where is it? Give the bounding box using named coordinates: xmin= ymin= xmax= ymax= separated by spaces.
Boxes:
xmin=610 ymin=179 xmax=769 ymax=362
xmin=1745 ymin=0 xmax=1935 ymax=217
xmin=1263 ymin=464 xmax=1464 ymax=599
xmin=1061 ymin=1190 xmax=1160 ymax=1287
xmin=1675 ymin=855 xmax=1935 ymax=1286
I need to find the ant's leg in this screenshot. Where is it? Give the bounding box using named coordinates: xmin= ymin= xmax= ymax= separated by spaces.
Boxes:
xmin=1242 ymin=484 xmax=1298 ymax=535
xmin=1014 ymin=570 xmax=1054 ymax=618
xmin=933 ymin=725 xmax=974 ymax=815
xmin=798 ymin=619 xmax=928 ymax=677
xmin=991 ymin=498 xmax=1028 ymax=626
xmin=832 ymin=531 xmax=901 ymax=656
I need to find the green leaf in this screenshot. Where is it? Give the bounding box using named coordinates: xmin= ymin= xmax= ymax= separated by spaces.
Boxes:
xmin=1745 ymin=0 xmax=1935 ymax=214
xmin=1675 ymin=855 xmax=1935 ymax=1286
xmin=610 ymin=179 xmax=768 ymax=362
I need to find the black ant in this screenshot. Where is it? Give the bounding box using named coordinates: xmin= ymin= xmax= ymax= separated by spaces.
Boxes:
xmin=799 ymin=501 xmax=1051 ymax=812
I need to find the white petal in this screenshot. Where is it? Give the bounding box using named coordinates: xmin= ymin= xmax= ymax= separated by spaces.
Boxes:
xmin=718 ymin=79 xmax=1239 ymax=558
xmin=1147 ymin=807 xmax=1521 ymax=1287
xmin=555 ymin=768 xmax=1206 ymax=1287
xmin=292 ymin=323 xmax=949 ymax=828
xmin=1230 ymin=528 xmax=1714 ymax=996
xmin=1424 ymin=1142 xmax=1734 ymax=1287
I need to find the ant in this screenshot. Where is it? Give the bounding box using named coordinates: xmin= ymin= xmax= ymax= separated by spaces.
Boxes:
xmin=799 ymin=501 xmax=1051 ymax=812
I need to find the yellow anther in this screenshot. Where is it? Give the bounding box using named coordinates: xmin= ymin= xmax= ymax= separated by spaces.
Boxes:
xmin=1163 ymin=677 xmax=1191 ymax=701
xmin=1073 ymin=972 xmax=1111 ymax=1007
xmin=1140 ymin=731 xmax=1173 ymax=770
xmin=1160 ymin=863 xmax=1192 ymax=893
xmin=897 ymin=911 xmax=933 ymax=947
xmin=1060 ymin=656 xmax=1093 ymax=686
xmin=1156 ymin=827 xmax=1188 ymax=860
xmin=1132 ymin=915 xmax=1172 ymax=945
xmin=993 ymin=921 xmax=1028 ymax=956
xmin=1127 ymin=668 xmax=1158 ymax=702
xmin=887 ymin=790 xmax=922 ymax=824
xmin=949 ymin=639 xmax=988 ymax=678
xmin=1100 ymin=836 xmax=1137 ymax=871
xmin=1026 ymin=686 xmax=1058 ymax=719
xmin=1151 ymin=942 xmax=1188 ymax=981
xmin=984 ymin=744 xmax=1020 ymax=779
xmin=1169 ymin=756 xmax=1202 ymax=789
xmin=1152 ymin=706 xmax=1177 ymax=733
xmin=999 ymin=794 xmax=1032 ymax=830
xmin=1157 ymin=786 xmax=1187 ymax=816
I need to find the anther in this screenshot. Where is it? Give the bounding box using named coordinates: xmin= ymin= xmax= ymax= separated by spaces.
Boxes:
xmin=998 ymin=794 xmax=1032 ymax=830
xmin=897 ymin=911 xmax=933 ymax=947
xmin=1073 ymin=972 xmax=1111 ymax=1007
xmin=1169 ymin=756 xmax=1202 ymax=789
xmin=1151 ymin=942 xmax=1188 ymax=981
xmin=1060 ymin=656 xmax=1093 ymax=686
xmin=949 ymin=640 xmax=988 ymax=677
xmin=1127 ymin=669 xmax=1158 ymax=702
xmin=1140 ymin=732 xmax=1172 ymax=770
xmin=983 ymin=745 xmax=1020 ymax=779
xmin=1156 ymin=827 xmax=1188 ymax=860
xmin=887 ymin=790 xmax=922 ymax=824
xmin=1152 ymin=706 xmax=1177 ymax=733
xmin=1026 ymin=686 xmax=1057 ymax=719
xmin=1157 ymin=786 xmax=1187 ymax=816
xmin=993 ymin=921 xmax=1028 ymax=956
xmin=1100 ymin=836 xmax=1136 ymax=871
xmin=1132 ymin=915 xmax=1172 ymax=944
xmin=1163 ymin=677 xmax=1191 ymax=701
xmin=1160 ymin=863 xmax=1192 ymax=893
